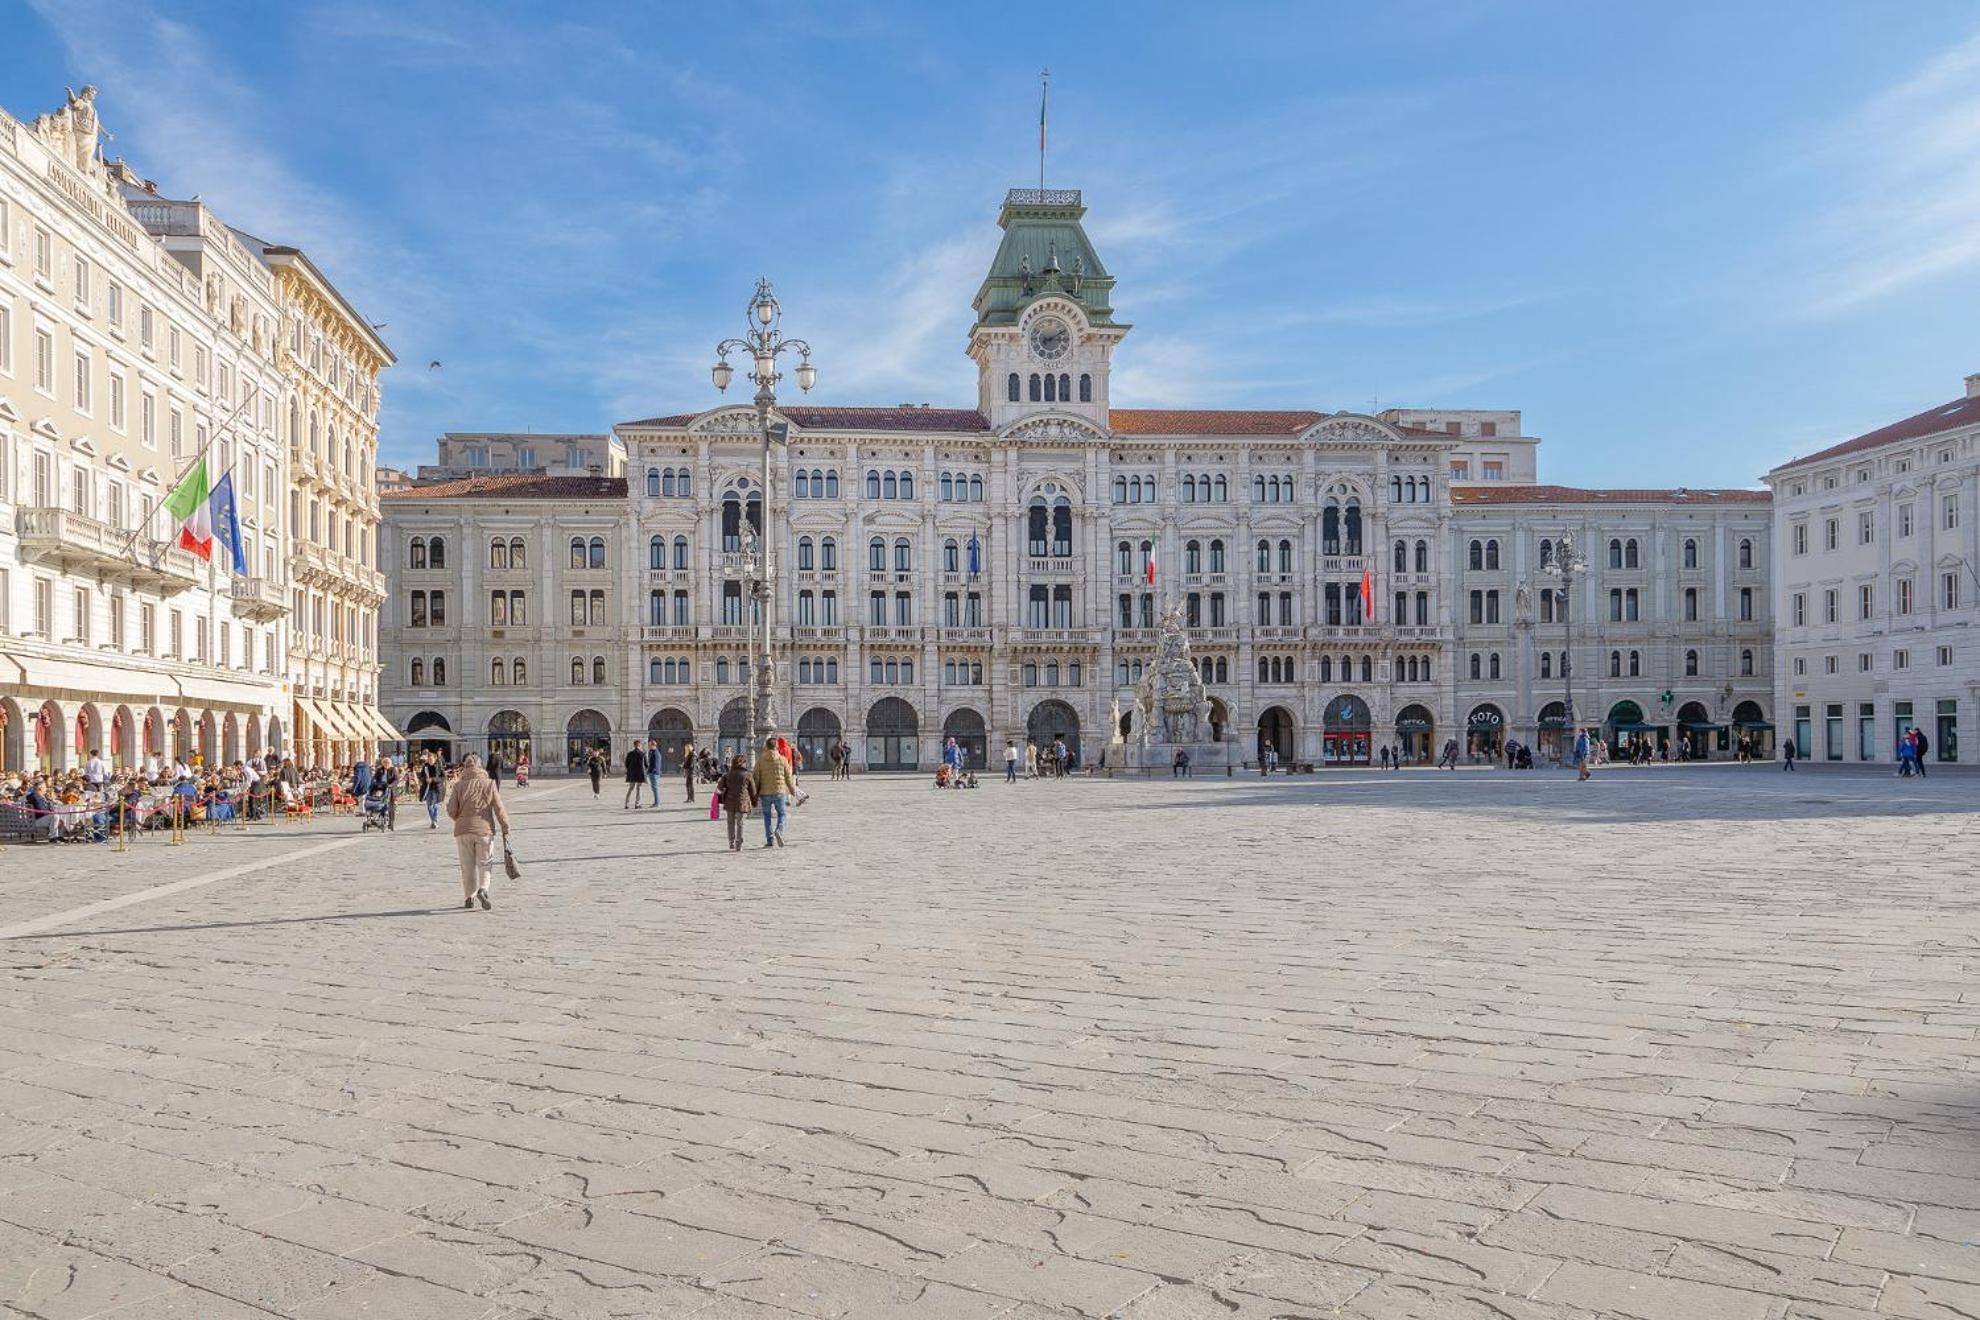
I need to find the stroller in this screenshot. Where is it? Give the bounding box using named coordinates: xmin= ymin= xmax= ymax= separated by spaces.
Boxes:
xmin=359 ymin=784 xmax=392 ymax=832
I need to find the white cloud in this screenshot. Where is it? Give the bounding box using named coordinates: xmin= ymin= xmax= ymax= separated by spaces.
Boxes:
xmin=1795 ymin=28 xmax=1980 ymax=315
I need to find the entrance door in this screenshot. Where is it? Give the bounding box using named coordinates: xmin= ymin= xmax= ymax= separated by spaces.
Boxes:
xmin=942 ymin=708 xmax=988 ymax=769
xmin=1257 ymin=706 xmax=1295 ymax=764
xmin=866 ymin=698 xmax=918 ymax=770
xmin=1026 ymin=700 xmax=1081 ymax=767
xmin=796 ymin=707 xmax=843 ymax=772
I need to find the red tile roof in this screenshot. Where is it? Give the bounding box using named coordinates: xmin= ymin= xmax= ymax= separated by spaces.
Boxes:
xmin=1451 ymin=484 xmax=1771 ymax=506
xmin=381 ymin=475 xmax=628 ymax=501
xmin=1108 ymin=409 xmax=1324 ymax=436
xmin=619 ymin=406 xmax=991 ymax=433
xmin=1779 ymin=392 xmax=1980 ymax=470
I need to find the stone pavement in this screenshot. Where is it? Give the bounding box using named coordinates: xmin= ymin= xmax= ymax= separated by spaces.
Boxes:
xmin=1 ymin=764 xmax=1978 ymax=1318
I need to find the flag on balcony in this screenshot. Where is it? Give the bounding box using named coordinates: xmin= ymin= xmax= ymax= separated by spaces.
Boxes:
xmin=1360 ymin=567 xmax=1374 ymax=620
xmin=1146 ymin=533 xmax=1158 ymax=587
xmin=967 ymin=534 xmax=980 ymax=579
xmin=210 ymin=473 xmax=247 ymax=575
xmin=162 ymin=458 xmax=211 ymax=560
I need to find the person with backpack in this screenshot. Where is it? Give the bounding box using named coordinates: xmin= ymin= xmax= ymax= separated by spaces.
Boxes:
xmin=718 ymin=753 xmax=757 ymax=852
xmin=1912 ymin=727 xmax=1930 ymax=777
xmin=1782 ymin=737 xmax=1797 ymax=771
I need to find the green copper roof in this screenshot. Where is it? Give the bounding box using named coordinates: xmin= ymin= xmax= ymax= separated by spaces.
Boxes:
xmin=971 ymin=189 xmax=1121 ymax=330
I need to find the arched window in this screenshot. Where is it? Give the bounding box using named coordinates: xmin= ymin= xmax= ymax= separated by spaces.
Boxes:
xmin=1489 ymin=653 xmax=1501 ymax=679
xmin=673 ymin=536 xmax=689 ymax=569
xmin=1256 ymin=539 xmax=1270 ymax=572
xmin=1181 ymin=474 xmax=1196 ymax=504
xmin=1468 ymin=540 xmax=1483 ymax=570
xmin=1739 ymin=538 xmax=1754 ymax=569
xmin=1079 ymin=373 xmax=1092 ymax=402
xmin=969 ymin=475 xmax=982 ymax=501
xmin=593 ymin=657 xmax=607 ymax=685
xmin=1540 ymin=653 xmax=1553 ymax=678
xmin=1278 ymin=539 xmax=1293 ymax=574
xmin=1685 ymin=649 xmax=1699 ymax=676
xmin=1059 ymin=373 xmax=1071 ymax=401
xmin=513 ymin=658 xmax=526 ymax=685
xmin=661 ymin=469 xmax=678 ymax=498
xmin=1051 ymin=497 xmax=1072 ymax=556
xmin=1391 ymin=475 xmax=1403 ymax=503
xmin=894 ymin=538 xmax=912 ymax=572
xmin=1113 ymin=476 xmax=1127 ymax=504
xmin=1029 ymin=374 xmax=1041 ymax=402
xmin=1539 ymin=539 xmax=1553 ymax=570
xmin=825 ymin=471 xmax=840 ymax=498
xmin=1484 ymin=540 xmax=1499 ymax=570
xmin=866 ymin=471 xmax=881 ymax=499
xmin=1625 ymin=538 xmax=1640 ymax=569
xmin=1629 ymin=650 xmax=1641 ymax=677
xmin=509 ymin=537 xmax=526 ymax=567
xmin=1469 ymin=653 xmax=1481 ymax=679
xmin=428 ymin=536 xmax=446 ymax=569
xmin=943 ymin=538 xmax=959 ymax=573
xmin=1007 ymin=372 xmax=1021 ymax=402
xmin=1319 ymin=655 xmax=1333 ymax=682
xmin=1683 ymin=537 xmax=1698 ymax=569
xmin=1609 ymin=651 xmax=1622 ymax=678
xmin=1609 ymin=538 xmax=1623 ymax=569
xmin=410 ymin=658 xmax=425 ymax=686
xmin=1210 ymin=539 xmax=1226 ymax=573
xmin=491 ymin=538 xmax=510 ymax=570
xmin=1394 ymin=540 xmax=1407 ymax=572
xmin=1185 ymin=540 xmax=1202 ymax=574
xmin=648 ymin=535 xmax=663 ymax=570
xmin=1415 ymin=540 xmax=1429 ymax=573
xmin=408 ymin=536 xmax=427 ymax=570
xmin=646 ymin=468 xmax=660 ymax=497
xmin=821 ymin=537 xmax=837 ymax=570
xmin=866 ymin=536 xmax=886 ymax=573
xmin=432 ymin=659 xmax=446 ymax=686
xmin=940 ymin=473 xmax=953 ymax=502
xmin=1253 ymin=475 xmax=1266 ymax=503
xmin=586 ymin=536 xmax=605 ymax=569
xmin=1117 ymin=540 xmax=1132 ymax=576
xmin=798 ymin=537 xmax=815 ymax=571
xmin=492 ymin=659 xmax=506 ymax=686
xmin=1741 ymin=648 xmax=1754 ymax=676
xmin=1213 ymin=475 xmax=1227 ymax=502
xmin=569 ymin=536 xmax=586 ymax=569
xmin=879 ymin=471 xmax=896 ymax=500
xmin=901 ymin=471 xmax=915 ymax=500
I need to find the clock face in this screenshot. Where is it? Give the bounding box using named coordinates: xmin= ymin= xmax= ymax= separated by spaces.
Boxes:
xmin=1029 ymin=318 xmax=1071 ymax=361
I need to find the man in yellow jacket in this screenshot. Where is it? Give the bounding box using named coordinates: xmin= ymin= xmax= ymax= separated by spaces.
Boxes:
xmin=752 ymin=738 xmax=796 ymax=848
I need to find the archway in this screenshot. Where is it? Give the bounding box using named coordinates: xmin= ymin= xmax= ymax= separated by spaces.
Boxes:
xmin=77 ymin=703 xmax=103 ymax=772
xmin=245 ymin=713 xmax=262 ymax=760
xmin=717 ymin=697 xmax=751 ymax=762
xmin=1537 ymin=700 xmax=1570 ymax=762
xmin=865 ymin=697 xmax=919 ymax=771
xmin=39 ymin=699 xmax=67 ymax=773
xmin=111 ymin=704 xmax=136 ymax=769
xmin=197 ymin=711 xmax=218 ymax=768
xmin=1258 ymin=705 xmax=1296 ymax=765
xmin=1676 ymin=700 xmax=1723 ymax=760
xmin=796 ymin=707 xmax=842 ymax=773
xmin=1606 ymin=698 xmax=1665 ymax=758
xmin=486 ymin=710 xmax=531 ymax=770
xmin=1395 ymin=703 xmax=1434 ymax=765
xmin=222 ymin=713 xmax=241 ymax=766
xmin=942 ymin=707 xmax=987 ymax=770
xmin=265 ymin=713 xmax=284 ymax=760
xmin=1027 ymin=699 xmax=1081 ymax=766
xmin=0 ymin=697 xmax=22 ymax=775
xmin=405 ymin=711 xmax=453 ymax=760
xmin=1731 ymin=699 xmax=1773 ymax=756
xmin=1207 ymin=697 xmax=1230 ymax=744
xmin=564 ymin=709 xmax=611 ymax=769
xmin=1322 ymin=694 xmax=1370 ymax=765
xmin=647 ymin=708 xmax=695 ymax=772
xmin=1465 ymin=703 xmax=1505 ymax=759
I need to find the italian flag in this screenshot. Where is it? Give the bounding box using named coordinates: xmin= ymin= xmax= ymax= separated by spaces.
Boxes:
xmin=163 ymin=458 xmax=212 ymax=560
xmin=1146 ymin=533 xmax=1158 ymax=586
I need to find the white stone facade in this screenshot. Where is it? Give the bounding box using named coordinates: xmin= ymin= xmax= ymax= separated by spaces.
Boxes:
xmin=380 ymin=188 xmax=1777 ymax=773
xmin=1766 ymin=375 xmax=1980 ymax=765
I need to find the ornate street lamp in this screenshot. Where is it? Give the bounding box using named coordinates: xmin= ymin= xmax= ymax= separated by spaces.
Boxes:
xmin=1539 ymin=530 xmax=1588 ymax=760
xmin=711 ymin=279 xmax=816 ymax=749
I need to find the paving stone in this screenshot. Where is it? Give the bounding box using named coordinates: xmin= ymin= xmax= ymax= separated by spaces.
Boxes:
xmin=1533 ymin=1260 xmax=1780 ymax=1320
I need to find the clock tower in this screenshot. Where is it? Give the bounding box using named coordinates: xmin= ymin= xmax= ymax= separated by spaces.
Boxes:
xmin=968 ymin=188 xmax=1129 ymax=431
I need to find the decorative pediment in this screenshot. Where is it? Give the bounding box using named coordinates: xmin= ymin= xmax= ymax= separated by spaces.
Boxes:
xmin=690 ymin=407 xmax=768 ymax=437
xmin=1936 ymin=552 xmax=1966 ymax=570
xmin=138 ymin=466 xmax=160 ymax=486
xmin=67 ymin=435 xmax=96 ymax=457
xmin=0 ymin=399 xmax=17 ymax=423
xmin=1891 ymin=558 xmax=1918 ymax=575
xmin=1299 ymin=413 xmax=1407 ymax=446
xmin=32 ymin=418 xmax=59 ymax=439
xmin=105 ymin=451 xmax=130 ymax=471
xmin=1001 ymin=412 xmax=1108 ymax=445
xmin=1021 ymin=473 xmax=1087 ymax=502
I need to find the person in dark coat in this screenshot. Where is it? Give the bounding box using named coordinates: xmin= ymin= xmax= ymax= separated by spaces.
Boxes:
xmin=586 ymin=747 xmax=604 ymax=796
xmin=682 ymin=742 xmax=698 ymax=802
xmin=718 ymin=753 xmax=758 ymax=852
xmin=623 ymin=744 xmax=648 ymax=809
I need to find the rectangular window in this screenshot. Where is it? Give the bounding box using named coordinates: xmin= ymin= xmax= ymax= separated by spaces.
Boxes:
xmin=34 ymin=577 xmax=52 ymax=638
xmin=1792 ymin=592 xmax=1806 ymax=627
xmin=1859 ymin=702 xmax=1876 ymax=761
xmin=1792 ymin=522 xmax=1807 ymax=555
xmin=1824 ymin=589 xmax=1838 ymax=624
xmin=1899 ymin=578 xmax=1914 ymax=614
xmin=1825 ymin=655 xmax=1838 ymax=675
xmin=140 ymin=304 xmax=154 ymax=350
xmin=1940 ymin=645 xmax=1954 ymax=667
xmin=1895 ymin=649 xmax=1910 ymax=671
xmin=33 ymin=225 xmax=52 ymax=278
xmin=107 ymin=281 xmax=122 ymax=327
xmin=1860 ymin=583 xmax=1874 ymax=620
xmin=1946 ymin=494 xmax=1960 ymax=531
xmin=0 ymin=302 xmax=10 ymax=373
xmin=1859 ymin=511 xmax=1874 ymax=544
xmin=1825 ymin=703 xmax=1843 ymax=761
xmin=1899 ymin=503 xmax=1914 ymax=537
xmin=1944 ymin=572 xmax=1960 ymax=611
xmin=1937 ymin=699 xmax=1958 ymax=763
xmin=73 ymin=255 xmax=90 ymax=309
xmin=72 ymin=587 xmax=89 ymax=644
xmin=108 ymin=371 xmax=125 ymax=430
xmin=72 ymin=350 xmax=90 ymax=411
xmin=34 ymin=328 xmax=53 ymax=392
xmin=1739 ymin=586 xmax=1753 ymax=621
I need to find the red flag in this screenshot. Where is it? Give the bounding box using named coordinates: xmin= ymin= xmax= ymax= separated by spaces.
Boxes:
xmin=1147 ymin=533 xmax=1158 ymax=586
xmin=1360 ymin=568 xmax=1373 ymax=620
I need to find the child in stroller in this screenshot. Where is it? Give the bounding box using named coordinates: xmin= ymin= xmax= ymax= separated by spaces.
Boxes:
xmin=360 ymin=783 xmax=392 ymax=831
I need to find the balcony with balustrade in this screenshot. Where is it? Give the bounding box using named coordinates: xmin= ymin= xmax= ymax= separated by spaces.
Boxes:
xmin=229 ymin=576 xmax=288 ymax=622
xmin=14 ymin=507 xmax=202 ymax=595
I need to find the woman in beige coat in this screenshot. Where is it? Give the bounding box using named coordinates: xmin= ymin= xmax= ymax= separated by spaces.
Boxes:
xmin=445 ymin=753 xmax=512 ymax=909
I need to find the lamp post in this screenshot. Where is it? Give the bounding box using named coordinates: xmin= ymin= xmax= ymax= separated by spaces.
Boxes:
xmin=1539 ymin=530 xmax=1588 ymax=761
xmin=711 ymin=279 xmax=816 ymax=751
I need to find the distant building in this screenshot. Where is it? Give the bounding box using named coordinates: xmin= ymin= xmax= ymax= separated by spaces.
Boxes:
xmin=1766 ymin=374 xmax=1980 ymax=765
xmin=414 ymin=431 xmax=623 ymax=482
xmin=380 ymin=185 xmax=1775 ymax=771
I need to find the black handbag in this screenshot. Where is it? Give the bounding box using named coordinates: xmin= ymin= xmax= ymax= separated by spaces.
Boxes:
xmin=502 ymin=846 xmax=521 ymax=881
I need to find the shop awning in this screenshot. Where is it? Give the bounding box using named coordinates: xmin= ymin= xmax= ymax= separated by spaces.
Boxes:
xmin=1612 ymin=721 xmax=1665 ymax=733
xmin=1537 ymin=717 xmax=1573 ymax=728
xmin=1734 ymin=720 xmax=1776 ymax=731
xmin=171 ymin=674 xmax=274 ymax=710
xmin=1681 ymin=721 xmax=1730 ymax=732
xmin=369 ymin=708 xmax=409 ymax=742
xmin=295 ymin=697 xmax=343 ymax=742
xmin=1394 ymin=718 xmax=1433 ymax=730
xmin=2 ymin=652 xmax=173 ymax=704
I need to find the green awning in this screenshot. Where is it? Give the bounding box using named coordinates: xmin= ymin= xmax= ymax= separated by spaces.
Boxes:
xmin=1612 ymin=722 xmax=1664 ymax=733
xmin=1394 ymin=718 xmax=1433 ymax=731
xmin=1537 ymin=716 xmax=1573 ymax=728
xmin=1734 ymin=720 xmax=1776 ymax=731
xmin=1681 ymin=722 xmax=1729 ymax=732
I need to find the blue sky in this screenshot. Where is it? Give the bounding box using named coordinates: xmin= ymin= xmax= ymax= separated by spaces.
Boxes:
xmin=8 ymin=2 xmax=1980 ymax=485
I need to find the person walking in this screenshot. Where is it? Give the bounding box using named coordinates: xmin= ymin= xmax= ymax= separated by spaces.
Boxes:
xmin=445 ymin=753 xmax=511 ymax=910
xmin=753 ymin=737 xmax=795 ymax=848
xmin=352 ymin=756 xmax=373 ymax=802
xmin=1437 ymin=739 xmax=1458 ymax=770
xmin=1897 ymin=732 xmax=1915 ymax=778
xmin=645 ymin=738 xmax=663 ymax=807
xmin=586 ymin=747 xmax=604 ymax=797
xmin=515 ymin=747 xmax=530 ymax=788
xmin=1782 ymin=736 xmax=1797 ymax=771
xmin=1023 ymin=740 xmax=1038 ymax=780
xmin=376 ymin=756 xmax=400 ymax=830
xmin=623 ymin=742 xmax=648 ymax=809
xmin=1004 ymin=740 xmax=1019 ymax=783
xmin=486 ymin=750 xmax=505 ymax=794
xmin=418 ymin=751 xmax=444 ymax=828
xmin=1912 ymin=727 xmax=1930 ymax=778
xmin=719 ymin=753 xmax=758 ymax=851
xmin=683 ymin=742 xmax=698 ymax=802
xmin=1574 ymin=727 xmax=1593 ymax=782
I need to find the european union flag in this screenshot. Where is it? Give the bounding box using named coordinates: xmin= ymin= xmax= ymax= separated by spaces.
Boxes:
xmin=967 ymin=535 xmax=981 ymax=578
xmin=208 ymin=472 xmax=248 ymax=576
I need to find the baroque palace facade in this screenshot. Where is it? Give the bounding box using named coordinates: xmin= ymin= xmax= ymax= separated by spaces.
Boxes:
xmin=0 ymin=87 xmax=393 ymax=776
xmin=383 ymin=187 xmax=1774 ymax=772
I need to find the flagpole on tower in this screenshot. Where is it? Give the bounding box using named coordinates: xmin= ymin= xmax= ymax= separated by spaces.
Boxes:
xmin=1039 ymin=68 xmax=1049 ymax=193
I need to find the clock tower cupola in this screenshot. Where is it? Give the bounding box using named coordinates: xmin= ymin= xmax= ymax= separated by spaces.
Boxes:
xmin=968 ymin=188 xmax=1129 ymax=430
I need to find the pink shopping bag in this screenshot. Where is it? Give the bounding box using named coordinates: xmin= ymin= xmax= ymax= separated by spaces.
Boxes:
xmin=708 ymin=791 xmax=721 ymax=821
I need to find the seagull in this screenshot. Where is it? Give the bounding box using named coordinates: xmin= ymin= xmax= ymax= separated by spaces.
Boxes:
xmin=370 ymin=320 xmax=389 ymax=330
xmin=427 ymin=360 xmax=442 ymax=371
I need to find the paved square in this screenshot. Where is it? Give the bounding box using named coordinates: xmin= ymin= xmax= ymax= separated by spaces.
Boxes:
xmin=1 ymin=765 xmax=1977 ymax=1318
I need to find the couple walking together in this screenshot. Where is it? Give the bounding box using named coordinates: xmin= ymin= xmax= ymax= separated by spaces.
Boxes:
xmin=716 ymin=738 xmax=799 ymax=851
